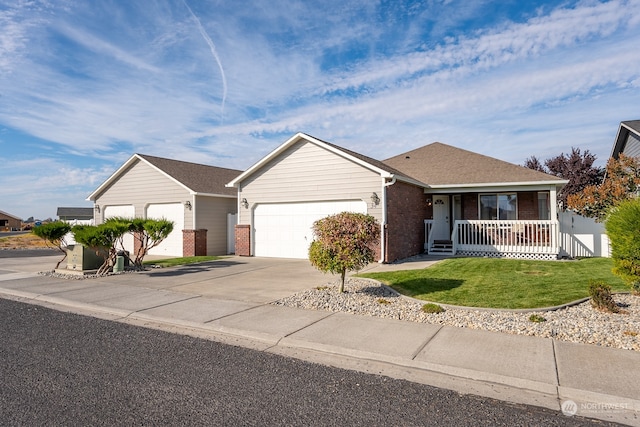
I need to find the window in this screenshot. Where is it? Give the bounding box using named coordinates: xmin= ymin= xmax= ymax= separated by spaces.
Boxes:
xmin=479 ymin=193 xmax=517 ymax=220
xmin=538 ymin=192 xmax=550 ymax=220
xmin=453 ymin=195 xmax=462 ymax=221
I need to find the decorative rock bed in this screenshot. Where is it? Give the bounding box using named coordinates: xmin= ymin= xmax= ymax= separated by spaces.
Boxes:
xmin=272 ymin=278 xmax=640 ymax=352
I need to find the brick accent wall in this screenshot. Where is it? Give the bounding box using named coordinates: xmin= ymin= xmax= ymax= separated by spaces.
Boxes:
xmin=385 ymin=181 xmax=429 ymax=262
xmin=183 ymin=229 xmax=208 ymax=257
xmin=463 ymin=193 xmax=478 ymax=219
xmin=235 ymin=224 xmax=251 ymax=256
xmin=517 ymin=192 xmax=538 ymax=220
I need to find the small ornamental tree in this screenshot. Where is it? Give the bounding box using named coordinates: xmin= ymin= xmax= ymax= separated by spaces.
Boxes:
xmin=72 ymin=222 xmax=129 ymax=275
xmin=604 ymin=198 xmax=640 ymax=294
xmin=132 ymin=218 xmax=174 ymax=267
xmin=102 ymin=217 xmax=174 ymax=267
xmin=568 ymin=154 xmax=640 ymax=221
xmin=31 ymin=221 xmax=72 ymax=269
xmin=308 ymin=212 xmax=380 ymax=293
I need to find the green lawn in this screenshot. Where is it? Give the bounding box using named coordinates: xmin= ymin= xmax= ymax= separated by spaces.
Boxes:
xmin=143 ymin=256 xmax=222 ymax=268
xmin=358 ymin=257 xmax=627 ymax=309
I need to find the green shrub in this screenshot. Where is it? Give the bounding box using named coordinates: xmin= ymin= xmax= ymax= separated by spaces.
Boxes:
xmin=528 ymin=314 xmax=547 ymax=323
xmin=588 ymin=281 xmax=619 ymax=313
xmin=605 ymin=198 xmax=640 ymax=292
xmin=421 ymin=303 xmax=444 ymax=314
xmin=31 ymin=221 xmax=72 ymax=269
xmin=308 ymin=212 xmax=380 ymax=293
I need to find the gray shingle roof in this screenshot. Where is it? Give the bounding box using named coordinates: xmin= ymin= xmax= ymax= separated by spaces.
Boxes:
xmin=57 ymin=207 xmax=94 ymax=219
xmin=383 ymin=142 xmax=565 ymax=186
xmin=622 ymin=120 xmax=640 ymax=134
xmin=138 ymin=154 xmax=242 ymax=196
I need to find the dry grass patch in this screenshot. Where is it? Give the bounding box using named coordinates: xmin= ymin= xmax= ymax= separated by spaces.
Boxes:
xmin=0 ymin=233 xmax=50 ymax=249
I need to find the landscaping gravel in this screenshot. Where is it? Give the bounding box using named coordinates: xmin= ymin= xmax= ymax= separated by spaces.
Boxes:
xmin=272 ymin=278 xmax=640 ymax=352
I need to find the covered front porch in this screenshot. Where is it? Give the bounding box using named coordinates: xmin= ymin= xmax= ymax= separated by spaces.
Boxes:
xmin=425 ymin=219 xmax=560 ymax=260
xmin=423 ymin=185 xmax=563 ymax=260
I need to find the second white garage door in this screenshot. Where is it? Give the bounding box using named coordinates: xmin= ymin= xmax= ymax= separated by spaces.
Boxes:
xmin=147 ymin=203 xmax=185 ymax=257
xmin=254 ymin=200 xmax=367 ymax=259
xmin=104 ymin=205 xmax=135 ymax=254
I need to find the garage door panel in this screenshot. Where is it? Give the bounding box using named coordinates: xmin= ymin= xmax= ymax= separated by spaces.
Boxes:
xmin=104 ymin=205 xmax=135 ymax=254
xmin=254 ymin=200 xmax=367 ymax=259
xmin=147 ymin=203 xmax=184 ymax=257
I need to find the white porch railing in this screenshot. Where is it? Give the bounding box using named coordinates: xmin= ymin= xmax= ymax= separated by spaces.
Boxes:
xmin=424 ymin=219 xmax=560 ymax=258
xmin=424 ymin=219 xmax=433 ymax=251
xmin=453 ymin=220 xmax=559 ymax=256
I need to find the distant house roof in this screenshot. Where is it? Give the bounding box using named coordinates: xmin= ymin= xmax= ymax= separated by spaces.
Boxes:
xmin=383 ymin=142 xmax=567 ymax=189
xmin=610 ymin=120 xmax=640 ymax=160
xmin=0 ymin=210 xmax=21 ymax=221
xmin=57 ymin=207 xmax=94 ymax=220
xmin=88 ymin=154 xmax=243 ymax=201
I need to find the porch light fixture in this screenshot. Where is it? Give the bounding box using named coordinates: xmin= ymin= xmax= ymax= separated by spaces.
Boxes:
xmin=94 ymin=204 xmax=100 ymax=213
xmin=241 ymin=198 xmax=249 ymax=209
xmin=184 ymin=201 xmax=192 ymax=210
xmin=426 ymin=198 xmax=432 ymax=207
xmin=370 ymin=192 xmax=380 ymax=207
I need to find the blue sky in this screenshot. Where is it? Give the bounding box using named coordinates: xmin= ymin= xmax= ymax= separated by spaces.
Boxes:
xmin=1 ymin=0 xmax=639 ymax=220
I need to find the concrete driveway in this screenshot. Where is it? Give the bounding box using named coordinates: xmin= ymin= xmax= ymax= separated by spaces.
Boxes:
xmin=0 ymin=253 xmax=336 ymax=304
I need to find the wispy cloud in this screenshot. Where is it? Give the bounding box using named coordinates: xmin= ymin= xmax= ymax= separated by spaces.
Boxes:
xmin=182 ymin=0 xmax=227 ymax=123
xmin=0 ymin=0 xmax=639 ymax=218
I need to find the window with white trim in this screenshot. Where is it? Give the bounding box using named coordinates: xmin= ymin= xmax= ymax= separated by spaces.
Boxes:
xmin=479 ymin=193 xmax=517 ymax=220
xmin=538 ymin=192 xmax=550 ymax=220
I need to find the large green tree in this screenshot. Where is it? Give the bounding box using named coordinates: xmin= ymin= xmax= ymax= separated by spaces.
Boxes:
xmin=308 ymin=212 xmax=380 ymax=293
xmin=524 ymin=147 xmax=605 ymax=207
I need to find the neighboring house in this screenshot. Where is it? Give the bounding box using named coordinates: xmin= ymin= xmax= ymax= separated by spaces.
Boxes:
xmin=0 ymin=210 xmax=22 ymax=231
xmin=57 ymin=207 xmax=94 ymax=225
xmin=227 ymin=133 xmax=567 ymax=262
xmin=57 ymin=207 xmax=95 ymax=246
xmin=560 ymin=119 xmax=640 ymax=259
xmin=610 ymin=120 xmax=640 ymax=159
xmin=88 ymin=154 xmax=241 ymax=257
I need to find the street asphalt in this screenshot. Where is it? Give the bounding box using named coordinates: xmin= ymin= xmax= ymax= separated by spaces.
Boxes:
xmin=0 ymin=252 xmax=638 ymax=426
xmin=0 ymin=297 xmax=614 ymax=426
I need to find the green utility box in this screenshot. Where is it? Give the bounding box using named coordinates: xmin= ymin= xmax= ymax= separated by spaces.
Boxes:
xmin=66 ymin=244 xmax=104 ymax=271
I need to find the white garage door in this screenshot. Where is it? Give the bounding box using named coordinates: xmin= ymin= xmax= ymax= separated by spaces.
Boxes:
xmin=254 ymin=200 xmax=368 ymax=259
xmin=147 ymin=203 xmax=184 ymax=257
xmin=104 ymin=205 xmax=135 ymax=254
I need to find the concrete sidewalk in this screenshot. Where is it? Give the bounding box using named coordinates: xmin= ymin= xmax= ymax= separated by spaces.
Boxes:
xmin=0 ymin=256 xmax=638 ymax=425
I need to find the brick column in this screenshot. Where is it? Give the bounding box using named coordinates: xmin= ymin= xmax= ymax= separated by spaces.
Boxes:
xmin=235 ymin=224 xmax=251 ymax=256
xmin=183 ymin=229 xmax=208 ymax=257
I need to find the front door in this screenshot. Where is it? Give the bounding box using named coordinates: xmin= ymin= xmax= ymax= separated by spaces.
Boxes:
xmin=432 ymin=196 xmax=450 ymax=241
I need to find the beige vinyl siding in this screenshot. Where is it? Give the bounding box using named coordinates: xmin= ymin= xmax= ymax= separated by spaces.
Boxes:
xmin=623 ymin=132 xmax=640 ymax=158
xmin=238 ymin=141 xmax=383 ymax=223
xmin=195 ymin=195 xmax=237 ymax=255
xmin=94 ymin=159 xmax=193 ymax=230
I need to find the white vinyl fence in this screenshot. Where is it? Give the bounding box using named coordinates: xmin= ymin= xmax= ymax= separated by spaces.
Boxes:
xmin=558 ymin=210 xmax=610 ymax=258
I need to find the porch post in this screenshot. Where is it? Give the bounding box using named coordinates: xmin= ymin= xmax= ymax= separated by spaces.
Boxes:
xmin=549 ymin=186 xmax=558 ymax=219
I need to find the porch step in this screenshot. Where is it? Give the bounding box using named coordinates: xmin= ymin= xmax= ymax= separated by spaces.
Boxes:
xmin=429 ymin=240 xmax=454 ymax=255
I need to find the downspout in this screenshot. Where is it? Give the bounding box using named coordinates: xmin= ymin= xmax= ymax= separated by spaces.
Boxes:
xmin=190 ymin=193 xmax=196 ymax=230
xmin=379 ymin=176 xmax=397 ymax=263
